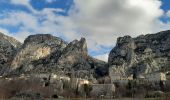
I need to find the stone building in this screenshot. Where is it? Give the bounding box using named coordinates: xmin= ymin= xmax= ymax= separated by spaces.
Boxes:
xmin=90 ymin=84 xmax=115 ymax=98
xmin=109 ymin=67 xmax=133 ymax=84
xmin=70 ymin=78 xmax=90 ymax=90
xmin=109 ymin=67 xmax=122 ymax=83
xmin=145 ymin=72 xmax=166 ymax=82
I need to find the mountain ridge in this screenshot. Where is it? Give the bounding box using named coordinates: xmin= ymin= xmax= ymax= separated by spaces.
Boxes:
xmin=0 ymin=30 xmax=169 ymax=79
xmin=0 ymin=33 xmax=107 ymax=79
xmin=108 ymin=30 xmax=170 ymax=77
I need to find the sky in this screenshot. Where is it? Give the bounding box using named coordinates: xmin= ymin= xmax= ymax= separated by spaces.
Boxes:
xmin=0 ymin=0 xmax=170 ymax=62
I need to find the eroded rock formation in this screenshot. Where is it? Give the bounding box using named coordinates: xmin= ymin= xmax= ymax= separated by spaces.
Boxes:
xmin=0 ymin=32 xmax=21 ymax=75
xmin=0 ymin=30 xmax=169 ymax=79
xmin=10 ymin=34 xmax=67 ymax=73
xmin=108 ymin=30 xmax=170 ymax=77
xmin=0 ymin=33 xmax=106 ymax=79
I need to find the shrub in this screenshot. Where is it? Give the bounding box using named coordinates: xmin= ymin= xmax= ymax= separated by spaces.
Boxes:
xmin=0 ymin=78 xmax=54 ymax=99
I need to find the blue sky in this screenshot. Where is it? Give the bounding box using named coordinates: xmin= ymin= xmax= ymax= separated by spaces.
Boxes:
xmin=0 ymin=0 xmax=170 ymax=61
xmin=161 ymin=0 xmax=170 ymax=11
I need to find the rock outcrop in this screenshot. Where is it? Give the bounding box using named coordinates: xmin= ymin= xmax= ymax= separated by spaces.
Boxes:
xmin=25 ymin=37 xmax=106 ymax=79
xmin=0 ymin=33 xmax=107 ymax=79
xmin=2 ymin=30 xmax=169 ymax=79
xmin=10 ymin=34 xmax=67 ymax=73
xmin=56 ymin=38 xmax=90 ymax=71
xmin=56 ymin=38 xmax=107 ymax=78
xmin=108 ymin=30 xmax=170 ymax=77
xmin=0 ymin=32 xmax=21 ymax=75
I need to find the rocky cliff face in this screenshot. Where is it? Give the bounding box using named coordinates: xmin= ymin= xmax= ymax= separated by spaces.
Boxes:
xmin=0 ymin=32 xmax=21 ymax=75
xmin=108 ymin=30 xmax=170 ymax=77
xmin=0 ymin=33 xmax=107 ymax=78
xmin=56 ymin=38 xmax=90 ymax=71
xmin=10 ymin=34 xmax=67 ymax=73
xmin=2 ymin=30 xmax=168 ymax=78
xmin=20 ymin=37 xmax=106 ymax=79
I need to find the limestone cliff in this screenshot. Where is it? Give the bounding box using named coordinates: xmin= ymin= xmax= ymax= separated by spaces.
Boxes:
xmin=10 ymin=34 xmax=67 ymax=73
xmin=108 ymin=30 xmax=170 ymax=77
xmin=3 ymin=33 xmax=107 ymax=79
xmin=2 ymin=30 xmax=168 ymax=79
xmin=0 ymin=32 xmax=21 ymax=75
xmin=19 ymin=37 xmax=106 ymax=79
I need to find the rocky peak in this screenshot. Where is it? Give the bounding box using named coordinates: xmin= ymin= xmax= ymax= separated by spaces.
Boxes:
xmin=109 ymin=30 xmax=170 ymax=77
xmin=0 ymin=32 xmax=21 ymax=75
xmin=0 ymin=32 xmax=108 ymax=79
xmin=117 ymin=35 xmax=132 ymax=44
xmin=56 ymin=38 xmax=89 ymax=71
xmin=108 ymin=35 xmax=136 ymax=67
xmin=117 ymin=35 xmax=136 ymax=49
xmin=23 ymin=34 xmax=66 ymax=47
xmin=10 ymin=34 xmax=67 ymax=71
xmin=0 ymin=32 xmax=21 ymax=48
xmin=9 ymin=36 xmax=105 ymax=79
xmin=55 ymin=38 xmax=107 ymax=78
xmin=67 ymin=38 xmax=87 ymax=53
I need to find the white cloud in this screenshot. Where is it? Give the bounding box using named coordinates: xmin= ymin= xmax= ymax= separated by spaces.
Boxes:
xmin=46 ymin=0 xmax=57 ymax=3
xmin=11 ymin=0 xmax=47 ymax=14
xmin=0 ymin=0 xmax=170 ymax=61
xmin=11 ymin=0 xmax=30 ymax=6
xmin=0 ymin=28 xmax=25 ymax=42
xmin=94 ymin=53 xmax=108 ymax=62
xmin=166 ymin=10 xmax=170 ymax=17
xmin=0 ymin=11 xmax=38 ymax=28
xmin=0 ymin=7 xmax=65 ymax=41
xmin=0 ymin=28 xmax=10 ymax=35
xmin=68 ymin=0 xmax=164 ymax=49
xmin=0 ymin=11 xmax=39 ymax=42
xmin=10 ymin=0 xmax=36 ymax=13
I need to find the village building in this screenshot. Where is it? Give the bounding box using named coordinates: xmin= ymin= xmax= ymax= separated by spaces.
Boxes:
xmin=109 ymin=65 xmax=167 ymax=84
xmin=144 ymin=72 xmax=166 ymax=82
xmin=90 ymin=84 xmax=115 ymax=98
xmin=109 ymin=67 xmax=133 ymax=84
xmin=70 ymin=78 xmax=90 ymax=90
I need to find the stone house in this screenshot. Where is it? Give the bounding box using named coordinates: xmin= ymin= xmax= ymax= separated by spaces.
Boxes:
xmin=90 ymin=84 xmax=115 ymax=98
xmin=109 ymin=67 xmax=133 ymax=84
xmin=144 ymin=72 xmax=166 ymax=82
xmin=70 ymin=78 xmax=90 ymax=90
